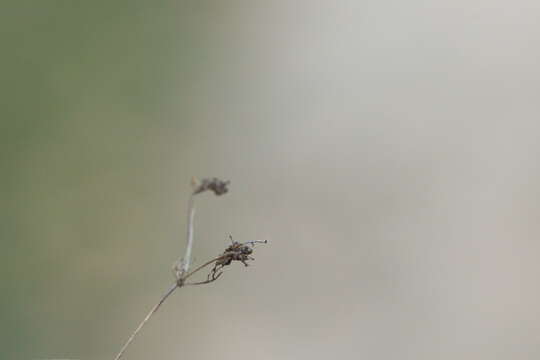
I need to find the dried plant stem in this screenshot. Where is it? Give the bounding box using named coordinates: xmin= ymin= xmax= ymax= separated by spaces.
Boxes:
xmin=113 ymin=192 xmax=200 ymax=360
xmin=113 ymin=283 xmax=178 ymax=360
xmin=182 ymin=255 xmax=226 ymax=282
xmin=112 ymin=256 xmax=225 ymax=360
xmin=181 ymin=194 xmax=196 ymax=276
xmin=112 ymin=178 xmax=232 ymax=360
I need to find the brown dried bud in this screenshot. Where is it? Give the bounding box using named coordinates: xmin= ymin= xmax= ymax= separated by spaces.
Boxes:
xmin=193 ymin=177 xmax=230 ymax=196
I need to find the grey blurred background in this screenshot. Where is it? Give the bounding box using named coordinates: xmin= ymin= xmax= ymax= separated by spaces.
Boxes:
xmin=2 ymin=1 xmax=540 ymax=359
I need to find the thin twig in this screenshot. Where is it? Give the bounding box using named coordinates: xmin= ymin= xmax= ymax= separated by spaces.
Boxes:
xmin=113 ymin=178 xmax=231 ymax=360
xmin=113 ymin=283 xmax=178 ymax=360
xmin=184 ymin=272 xmax=224 ymax=286
xmin=112 ymin=255 xmax=227 ymax=360
xmin=180 ymin=193 xmax=196 ymax=277
xmin=180 ymin=177 xmax=229 ymax=276
xmin=181 ymin=255 xmax=227 ymax=282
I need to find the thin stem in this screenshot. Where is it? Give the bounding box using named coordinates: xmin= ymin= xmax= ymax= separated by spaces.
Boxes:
xmin=113 ymin=283 xmax=178 ymax=360
xmin=181 ymin=255 xmax=227 ymax=282
xmin=112 ymin=255 xmax=226 ymax=360
xmin=113 ymin=178 xmax=231 ymax=360
xmin=184 ymin=271 xmax=223 ymax=286
xmin=181 ymin=193 xmax=196 ymax=276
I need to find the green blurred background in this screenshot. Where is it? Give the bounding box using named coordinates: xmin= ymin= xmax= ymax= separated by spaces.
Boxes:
xmin=2 ymin=1 xmax=540 ymax=359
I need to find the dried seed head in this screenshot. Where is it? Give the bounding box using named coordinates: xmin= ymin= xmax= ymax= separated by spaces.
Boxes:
xmin=206 ymin=237 xmax=267 ymax=281
xmin=193 ymin=177 xmax=230 ymax=196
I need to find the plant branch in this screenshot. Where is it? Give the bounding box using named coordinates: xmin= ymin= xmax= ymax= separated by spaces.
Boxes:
xmin=184 ymin=272 xmax=223 ymax=286
xmin=113 ymin=254 xmax=227 ymax=360
xmin=111 ymin=177 xmax=256 ymax=360
xmin=180 ymin=255 xmax=227 ymax=282
xmin=180 ymin=193 xmax=196 ymax=277
xmin=113 ymin=283 xmax=178 ymax=360
xmin=174 ymin=178 xmax=229 ymax=280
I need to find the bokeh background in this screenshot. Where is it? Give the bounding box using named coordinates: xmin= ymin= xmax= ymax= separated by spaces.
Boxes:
xmin=3 ymin=1 xmax=540 ymax=359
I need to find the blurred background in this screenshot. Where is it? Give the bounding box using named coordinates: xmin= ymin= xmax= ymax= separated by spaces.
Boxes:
xmin=2 ymin=1 xmax=540 ymax=359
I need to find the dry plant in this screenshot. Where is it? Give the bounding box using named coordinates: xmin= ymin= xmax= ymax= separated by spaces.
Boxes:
xmin=113 ymin=177 xmax=267 ymax=360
